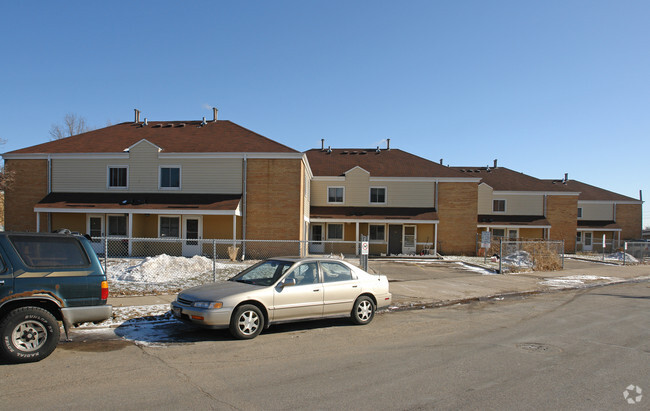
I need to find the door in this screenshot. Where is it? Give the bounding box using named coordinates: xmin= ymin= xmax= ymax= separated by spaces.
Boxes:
xmin=0 ymin=244 xmax=14 ymax=302
xmin=584 ymin=232 xmax=593 ymax=252
xmin=321 ymin=261 xmax=359 ymax=315
xmin=87 ymin=215 xmax=105 ymax=255
xmin=272 ymin=262 xmax=323 ymax=321
xmin=182 ymin=216 xmax=202 ymax=257
xmin=309 ymin=224 xmax=324 ymax=254
xmin=403 ymin=225 xmax=416 ymax=254
xmin=388 ymin=225 xmax=402 ymax=255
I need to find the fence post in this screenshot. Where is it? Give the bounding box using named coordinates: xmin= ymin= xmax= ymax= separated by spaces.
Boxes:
xmin=212 ymin=239 xmax=217 ymax=282
xmin=561 ymin=240 xmax=564 ymax=269
xmin=623 ymin=242 xmax=626 ymax=266
xmin=499 ymin=237 xmax=502 ymax=274
xmin=103 ymin=234 xmax=108 ymax=275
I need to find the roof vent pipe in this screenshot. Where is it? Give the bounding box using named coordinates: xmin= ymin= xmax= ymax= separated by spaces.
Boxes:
xmin=213 ymin=107 xmax=218 ymax=122
xmin=640 ymin=190 xmax=643 ymax=202
xmin=563 ymin=173 xmax=569 ymax=184
xmin=376 ymin=146 xmax=380 ymax=153
xmin=321 ymin=139 xmax=325 ymax=150
xmin=493 ymin=159 xmax=498 ymax=168
xmin=440 ymin=158 xmax=443 ymax=165
xmin=134 ymin=109 xmax=140 ymax=123
xmin=201 ymin=117 xmax=207 ymax=126
xmin=327 ymin=146 xmax=332 ymax=154
xmin=386 ymin=138 xmax=391 ymax=150
xmin=143 ymin=118 xmax=148 ymax=126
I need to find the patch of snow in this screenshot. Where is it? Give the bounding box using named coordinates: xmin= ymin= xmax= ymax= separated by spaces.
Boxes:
xmin=501 ymin=250 xmax=533 ymax=268
xmin=539 ymin=275 xmax=621 ymax=289
xmin=454 ymin=262 xmax=497 ymax=275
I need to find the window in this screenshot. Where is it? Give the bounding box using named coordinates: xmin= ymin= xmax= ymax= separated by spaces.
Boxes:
xmin=492 ymin=228 xmax=505 ymax=238
xmin=327 ymin=223 xmax=343 ymax=240
xmin=10 ymin=235 xmax=90 ymax=268
xmin=369 ymin=225 xmax=385 ymax=241
xmin=576 ymin=232 xmax=582 ymax=243
xmin=370 ymin=187 xmax=386 ymax=204
xmin=160 ymin=166 xmax=181 ymax=189
xmin=160 ymin=216 xmax=180 ymax=238
xmin=108 ymin=166 xmax=128 ymax=188
xmin=577 ymin=207 xmax=583 ymax=218
xmin=328 ymin=187 xmax=344 ymax=203
xmin=287 ymin=262 xmax=319 ymax=285
xmin=107 ymin=215 xmax=127 ymax=236
xmin=493 ymin=199 xmax=506 ymax=212
xmin=320 ymin=261 xmax=353 ymax=283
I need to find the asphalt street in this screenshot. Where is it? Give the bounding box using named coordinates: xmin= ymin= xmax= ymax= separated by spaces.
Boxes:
xmin=1 ymin=281 xmax=648 ymax=410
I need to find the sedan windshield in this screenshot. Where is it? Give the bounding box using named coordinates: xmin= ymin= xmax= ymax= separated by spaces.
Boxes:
xmin=230 ymin=260 xmax=294 ymax=286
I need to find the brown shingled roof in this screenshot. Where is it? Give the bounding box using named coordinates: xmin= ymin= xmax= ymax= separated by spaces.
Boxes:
xmin=305 ymin=149 xmax=467 ymax=178
xmin=7 ymin=120 xmax=298 ymax=154
xmin=452 ymin=167 xmax=575 ymax=192
xmin=549 ymin=180 xmax=641 ymax=202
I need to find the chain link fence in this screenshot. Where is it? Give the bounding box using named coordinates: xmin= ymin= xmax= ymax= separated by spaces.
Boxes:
xmin=476 ymin=236 xmax=564 ymax=273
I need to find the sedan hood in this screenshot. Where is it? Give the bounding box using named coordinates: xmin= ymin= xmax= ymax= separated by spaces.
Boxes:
xmin=179 ymin=281 xmax=261 ymax=301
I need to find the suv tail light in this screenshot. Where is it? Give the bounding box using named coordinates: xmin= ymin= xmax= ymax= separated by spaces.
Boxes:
xmin=101 ymin=281 xmax=109 ymax=300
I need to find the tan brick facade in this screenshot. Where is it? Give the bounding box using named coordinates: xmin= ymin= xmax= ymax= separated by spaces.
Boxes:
xmin=4 ymin=159 xmax=49 ymax=232
xmin=245 ymin=159 xmax=304 ymax=241
xmin=546 ymin=195 xmax=578 ymax=252
xmin=437 ymin=182 xmax=478 ymax=255
xmin=616 ymin=203 xmax=642 ymax=239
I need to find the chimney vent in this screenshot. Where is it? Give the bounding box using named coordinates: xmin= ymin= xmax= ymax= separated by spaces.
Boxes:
xmin=143 ymin=118 xmax=148 ymax=126
xmin=134 ymin=109 xmax=140 ymax=123
xmin=201 ymin=117 xmax=207 ymax=126
xmin=640 ymin=190 xmax=643 ymax=202
xmin=321 ymin=139 xmax=325 ymax=150
xmin=327 ymin=146 xmax=332 ymax=154
xmin=386 ymin=138 xmax=391 ymax=150
xmin=376 ymin=146 xmax=380 ymax=153
xmin=563 ymin=173 xmax=569 ymax=184
xmin=212 ymin=107 xmax=218 ymax=122
xmin=439 ymin=158 xmax=443 ymax=165
xmin=493 ymin=159 xmax=498 ymax=168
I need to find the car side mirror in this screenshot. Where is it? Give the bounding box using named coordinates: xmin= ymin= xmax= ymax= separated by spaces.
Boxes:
xmin=281 ymin=278 xmax=297 ymax=288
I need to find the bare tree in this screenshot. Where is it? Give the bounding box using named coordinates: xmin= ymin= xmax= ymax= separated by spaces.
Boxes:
xmin=0 ymin=138 xmax=14 ymax=191
xmin=49 ymin=113 xmax=92 ymax=140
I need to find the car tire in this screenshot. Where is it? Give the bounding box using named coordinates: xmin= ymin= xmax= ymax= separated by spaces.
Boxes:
xmin=0 ymin=306 xmax=60 ymax=363
xmin=351 ymin=296 xmax=375 ymax=325
xmin=229 ymin=304 xmax=264 ymax=339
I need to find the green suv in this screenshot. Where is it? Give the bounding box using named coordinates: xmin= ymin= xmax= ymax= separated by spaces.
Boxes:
xmin=0 ymin=232 xmax=112 ymax=363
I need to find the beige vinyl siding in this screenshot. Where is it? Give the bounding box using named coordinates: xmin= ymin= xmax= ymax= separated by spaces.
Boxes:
xmin=579 ymin=202 xmax=614 ymax=220
xmin=478 ymin=185 xmax=543 ymax=215
xmin=52 ymin=145 xmax=243 ymax=193
xmin=311 ymin=177 xmax=435 ymax=207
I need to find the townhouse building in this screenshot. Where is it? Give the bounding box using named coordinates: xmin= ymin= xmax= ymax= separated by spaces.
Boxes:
xmin=3 ymin=110 xmax=309 ymax=257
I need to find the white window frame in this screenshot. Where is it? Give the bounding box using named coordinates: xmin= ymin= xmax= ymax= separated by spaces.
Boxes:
xmin=158 ymin=215 xmax=181 ymax=238
xmin=327 ymin=186 xmax=345 ymax=204
xmin=493 ymin=199 xmax=506 ymax=213
xmin=159 ymin=165 xmax=182 ymax=190
xmin=107 ymin=165 xmax=129 ymax=190
xmin=369 ymin=187 xmax=387 ymax=204
xmin=326 ymin=223 xmax=344 ymax=240
xmin=106 ymin=214 xmax=128 ymax=237
xmin=369 ymin=224 xmax=386 ymax=242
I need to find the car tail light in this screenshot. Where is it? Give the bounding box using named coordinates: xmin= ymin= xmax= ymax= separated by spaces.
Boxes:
xmin=101 ymin=281 xmax=109 ymax=300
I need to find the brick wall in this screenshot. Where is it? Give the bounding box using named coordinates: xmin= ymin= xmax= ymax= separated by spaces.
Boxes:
xmin=245 ymin=159 xmax=304 ymax=241
xmin=4 ymin=159 xmax=49 ymax=232
xmin=437 ymin=182 xmax=478 ymax=255
xmin=616 ymin=203 xmax=642 ymax=239
xmin=546 ymin=195 xmax=578 ymax=252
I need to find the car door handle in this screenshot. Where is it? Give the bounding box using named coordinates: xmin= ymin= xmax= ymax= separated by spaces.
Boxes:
xmin=313 ymin=289 xmax=320 ymax=292
xmin=352 ymin=285 xmax=358 ymax=288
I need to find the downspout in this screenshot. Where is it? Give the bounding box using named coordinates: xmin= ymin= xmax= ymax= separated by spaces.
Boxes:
xmin=242 ymin=154 xmax=247 ymax=260
xmin=47 ymin=154 xmax=52 ymax=232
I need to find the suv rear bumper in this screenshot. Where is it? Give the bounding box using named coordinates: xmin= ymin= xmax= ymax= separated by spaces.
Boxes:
xmin=62 ymin=305 xmax=112 ymax=324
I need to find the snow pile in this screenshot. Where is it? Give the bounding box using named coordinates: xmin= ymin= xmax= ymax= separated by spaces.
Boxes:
xmin=539 ymin=275 xmax=620 ymax=289
xmin=106 ymin=255 xmax=252 ymax=295
xmin=605 ymin=252 xmax=638 ymax=263
xmin=501 ymin=250 xmax=533 ymax=268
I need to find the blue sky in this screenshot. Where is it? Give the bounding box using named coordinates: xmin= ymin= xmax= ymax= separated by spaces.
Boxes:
xmin=1 ymin=1 xmax=648 ymax=227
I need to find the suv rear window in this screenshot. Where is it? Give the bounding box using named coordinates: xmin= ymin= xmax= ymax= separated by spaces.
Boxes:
xmin=9 ymin=236 xmax=90 ymax=268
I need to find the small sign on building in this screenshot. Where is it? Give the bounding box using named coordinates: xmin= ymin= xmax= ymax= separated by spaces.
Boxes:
xmin=481 ymin=231 xmax=491 ymax=249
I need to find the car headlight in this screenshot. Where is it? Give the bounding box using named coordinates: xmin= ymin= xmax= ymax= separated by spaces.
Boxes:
xmin=192 ymin=301 xmax=223 ymax=309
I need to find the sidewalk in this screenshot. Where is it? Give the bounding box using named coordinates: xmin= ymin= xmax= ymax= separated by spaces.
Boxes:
xmin=107 ymin=258 xmax=650 ymax=311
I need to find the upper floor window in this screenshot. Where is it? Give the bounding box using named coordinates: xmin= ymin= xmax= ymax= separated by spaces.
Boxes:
xmin=370 ymin=187 xmax=386 ymax=204
xmin=577 ymin=207 xmax=583 ymax=218
xmin=493 ymin=199 xmax=506 ymax=212
xmin=328 ymin=187 xmax=344 ymax=203
xmin=108 ymin=166 xmax=128 ymax=189
xmin=160 ymin=166 xmax=181 ymax=189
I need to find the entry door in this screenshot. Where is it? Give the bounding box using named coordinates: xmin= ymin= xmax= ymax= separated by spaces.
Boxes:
xmin=388 ymin=225 xmax=403 ymax=255
xmin=182 ymin=216 xmax=202 ymax=257
xmin=309 ymin=224 xmax=324 ymax=254
xmin=583 ymin=232 xmax=593 ymax=251
xmin=403 ymin=225 xmax=416 ymax=254
xmin=87 ymin=215 xmax=105 ymax=255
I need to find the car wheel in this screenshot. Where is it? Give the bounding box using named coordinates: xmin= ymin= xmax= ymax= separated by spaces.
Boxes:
xmin=229 ymin=304 xmax=264 ymax=339
xmin=0 ymin=307 xmax=60 ymax=363
xmin=351 ymin=296 xmax=375 ymax=325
